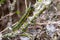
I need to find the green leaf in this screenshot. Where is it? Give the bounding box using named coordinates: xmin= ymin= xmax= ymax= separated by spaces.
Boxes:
xmin=16 ymin=10 xmax=20 ymax=15
xmin=20 ymin=33 xmax=32 ymax=37
xmin=38 ymin=0 xmax=42 ymax=2
xmin=20 ymin=34 xmax=28 ymax=37
xmin=0 ymin=0 xmax=5 ymax=4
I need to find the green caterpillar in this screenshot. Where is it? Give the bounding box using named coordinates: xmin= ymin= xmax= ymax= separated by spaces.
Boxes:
xmin=12 ymin=6 xmax=34 ymax=31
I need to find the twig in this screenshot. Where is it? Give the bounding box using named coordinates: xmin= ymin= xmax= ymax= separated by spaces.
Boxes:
xmin=0 ymin=13 xmax=15 ymax=21
xmin=36 ymin=21 xmax=60 ymax=25
xmin=25 ymin=0 xmax=28 ymax=10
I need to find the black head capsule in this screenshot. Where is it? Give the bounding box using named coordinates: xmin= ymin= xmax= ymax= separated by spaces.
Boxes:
xmin=30 ymin=5 xmax=34 ymax=8
xmin=30 ymin=5 xmax=35 ymax=12
xmin=29 ymin=5 xmax=34 ymax=16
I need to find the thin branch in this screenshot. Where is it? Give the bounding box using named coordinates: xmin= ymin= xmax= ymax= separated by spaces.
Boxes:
xmin=25 ymin=0 xmax=28 ymax=10
xmin=0 ymin=13 xmax=15 ymax=21
xmin=16 ymin=0 xmax=21 ymax=17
